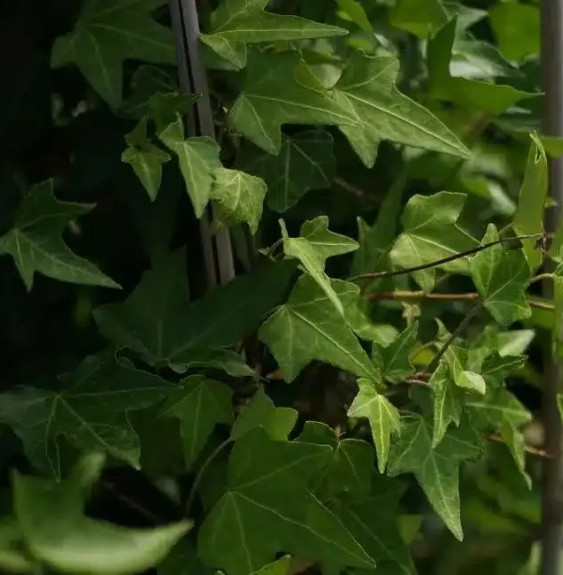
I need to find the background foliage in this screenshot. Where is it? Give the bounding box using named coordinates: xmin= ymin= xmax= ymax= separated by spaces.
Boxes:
xmin=0 ymin=0 xmax=561 ymax=574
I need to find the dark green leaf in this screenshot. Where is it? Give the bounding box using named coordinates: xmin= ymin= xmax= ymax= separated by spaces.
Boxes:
xmin=374 ymin=322 xmax=418 ymax=384
xmin=0 ymin=180 xmax=119 ymax=291
xmin=0 ymin=351 xmax=176 ymax=478
xmin=51 ymin=0 xmax=175 ymax=107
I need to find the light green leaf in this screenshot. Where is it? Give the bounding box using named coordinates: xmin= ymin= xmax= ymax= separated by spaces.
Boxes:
xmin=348 ymin=379 xmax=400 ymax=473
xmin=301 ymin=215 xmax=359 ymax=262
xmin=387 ymin=415 xmax=482 ymax=540
xmin=0 ymin=350 xmax=176 ymax=478
xmin=0 ymin=180 xmax=119 ymax=291
xmin=210 ymin=168 xmax=267 ymax=234
xmin=430 ymin=361 xmax=464 ymax=447
xmin=514 ymin=134 xmax=548 ymax=271
xmin=167 ymin=136 xmax=222 ymax=218
xmin=332 ymin=52 xmax=470 ymax=167
xmin=490 ymin=3 xmax=539 ymax=61
xmin=0 ymin=519 xmax=37 ymax=573
xmin=51 ymin=0 xmax=175 ymax=107
xmin=228 ymin=51 xmax=352 ymax=155
xmin=198 ymin=429 xmax=375 ymax=575
xmin=259 ymin=275 xmax=380 ymax=382
xmin=389 ymin=192 xmax=477 ymax=291
xmin=231 ymin=386 xmax=298 ymax=441
xmin=160 ymin=375 xmax=233 ymax=469
xmin=428 ymin=19 xmax=536 ymax=114
xmin=14 ymin=454 xmax=190 ymax=574
xmin=298 ymin=421 xmax=373 ymax=500
xmin=389 ymin=0 xmax=447 ymax=38
xmin=374 ymin=322 xmax=418 ymax=384
xmin=469 ymin=224 xmax=531 ymax=327
xmin=122 ymin=118 xmax=171 ymax=201
xmin=201 ymin=0 xmax=348 ymax=68
xmin=254 ymin=556 xmax=291 ymax=575
xmin=239 ymin=130 xmax=335 ymax=212
xmin=500 ymin=422 xmax=531 ymax=489
xmin=337 ymin=0 xmax=372 ymax=32
xmin=280 ymin=218 xmax=355 ymax=315
xmin=554 ymin=276 xmax=563 ymax=359
xmin=95 ymin=250 xmax=296 ymax=369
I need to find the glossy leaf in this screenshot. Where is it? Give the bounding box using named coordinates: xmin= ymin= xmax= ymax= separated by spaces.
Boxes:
xmin=201 ymin=0 xmax=348 ymax=68
xmin=259 ymin=275 xmax=380 ymax=382
xmin=347 ymin=378 xmax=400 ymax=473
xmin=0 ymin=351 xmax=176 ymax=478
xmin=51 ymin=0 xmax=175 ymax=107
xmin=0 ymin=180 xmax=119 ymax=291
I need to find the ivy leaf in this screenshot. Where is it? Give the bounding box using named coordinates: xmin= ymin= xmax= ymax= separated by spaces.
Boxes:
xmin=489 ymin=3 xmax=539 ymax=61
xmin=164 ymin=135 xmax=222 ymax=218
xmin=373 ymin=322 xmax=418 ymax=384
xmin=95 ymin=250 xmax=296 ymax=370
xmin=200 ymin=0 xmax=348 ymax=68
xmin=298 ymin=421 xmax=373 ymax=500
xmin=254 ymin=556 xmax=291 ymax=575
xmin=428 ymin=19 xmax=535 ymax=114
xmin=0 ymin=351 xmax=177 ymax=479
xmin=389 ymin=192 xmax=477 ymax=292
xmin=514 ymin=134 xmax=548 ymax=271
xmin=198 ymin=429 xmax=375 ymax=575
xmin=387 ymin=415 xmax=482 ymax=540
xmin=210 ymin=168 xmax=267 ymax=234
xmin=259 ymin=275 xmax=380 ymax=382
xmin=280 ymin=217 xmax=357 ymax=315
xmin=0 ymin=180 xmax=119 ymax=291
xmin=332 ymin=52 xmax=470 ymax=167
xmin=51 ymin=0 xmax=175 ymax=108
xmin=239 ymin=130 xmax=335 ymax=213
xmin=351 ymin=182 xmax=405 ymax=276
xmin=430 ymin=361 xmax=464 ymax=448
xmin=330 ymin=476 xmax=415 ymax=575
xmin=231 ymin=386 xmax=298 ymax=441
xmin=160 ymin=375 xmax=233 ymax=469
xmin=14 ymin=453 xmax=190 ymax=575
xmin=175 ymin=349 xmax=255 ymax=377
xmin=121 ymin=118 xmax=171 ymax=201
xmin=469 ymin=225 xmax=531 ymax=327
xmin=228 ymin=52 xmax=352 ymax=155
xmin=347 ymin=379 xmax=400 ymax=473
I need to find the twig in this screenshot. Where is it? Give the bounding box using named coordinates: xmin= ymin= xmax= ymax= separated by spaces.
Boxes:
xmin=424 ymin=302 xmax=483 ymax=375
xmin=349 ymin=233 xmax=544 ymax=282
xmin=368 ymin=290 xmax=479 ymax=302
xmin=185 ymin=438 xmax=232 ymax=514
xmin=530 ymin=273 xmax=555 ymax=286
xmin=488 ymin=434 xmax=554 ymax=459
xmin=333 ymin=177 xmax=365 ymax=199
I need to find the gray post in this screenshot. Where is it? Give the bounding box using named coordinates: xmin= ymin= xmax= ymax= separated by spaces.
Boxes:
xmin=541 ymin=2 xmax=563 ymax=574
xmin=169 ymin=0 xmax=235 ymax=288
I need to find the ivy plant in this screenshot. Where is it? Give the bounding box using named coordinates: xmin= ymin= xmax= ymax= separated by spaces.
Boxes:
xmin=0 ymin=0 xmax=560 ymax=574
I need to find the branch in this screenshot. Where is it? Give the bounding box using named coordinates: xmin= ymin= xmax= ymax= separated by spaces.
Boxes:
xmin=423 ymin=302 xmax=483 ymax=375
xmin=349 ymin=233 xmax=544 ymax=282
xmin=488 ymin=434 xmax=554 ymax=459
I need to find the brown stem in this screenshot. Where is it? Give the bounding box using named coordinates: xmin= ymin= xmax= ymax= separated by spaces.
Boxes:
xmin=488 ymin=434 xmax=554 ymax=459
xmin=369 ymin=291 xmax=480 ymax=302
xmin=349 ymin=233 xmax=544 ymax=282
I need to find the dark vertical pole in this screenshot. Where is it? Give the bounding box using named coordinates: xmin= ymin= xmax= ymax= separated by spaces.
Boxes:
xmin=169 ymin=0 xmax=235 ymax=289
xmin=541 ymin=2 xmax=563 ymax=574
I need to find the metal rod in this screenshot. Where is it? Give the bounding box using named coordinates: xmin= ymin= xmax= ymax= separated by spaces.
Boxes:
xmin=169 ymin=0 xmax=235 ymax=289
xmin=540 ymin=1 xmax=563 ymax=573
